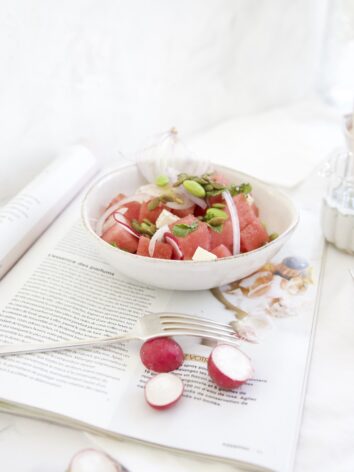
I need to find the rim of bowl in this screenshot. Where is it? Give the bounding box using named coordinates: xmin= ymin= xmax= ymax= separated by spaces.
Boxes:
xmin=81 ymin=163 xmax=299 ymax=265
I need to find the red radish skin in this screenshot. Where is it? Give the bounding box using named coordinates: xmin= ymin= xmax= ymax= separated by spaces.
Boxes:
xmin=208 ymin=344 xmax=253 ymax=390
xmin=145 ymin=373 xmax=184 ymax=410
xmin=140 ymin=337 xmax=184 ymax=372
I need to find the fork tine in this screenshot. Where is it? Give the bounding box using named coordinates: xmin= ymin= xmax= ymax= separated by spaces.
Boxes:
xmin=161 ymin=329 xmax=239 ymax=346
xmin=159 ymin=313 xmax=234 ymax=331
xmin=161 ymin=326 xmax=239 ymax=343
xmin=161 ymin=320 xmax=234 ymax=336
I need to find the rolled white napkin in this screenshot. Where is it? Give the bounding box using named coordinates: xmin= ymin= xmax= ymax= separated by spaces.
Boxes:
xmin=188 ymin=99 xmax=344 ymax=188
xmin=0 ymin=145 xmax=98 ymax=279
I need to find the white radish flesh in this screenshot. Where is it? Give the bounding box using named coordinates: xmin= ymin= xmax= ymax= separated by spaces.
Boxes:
xmin=68 ymin=448 xmax=122 ymax=472
xmin=145 ymin=373 xmax=184 ymax=410
xmin=208 ymin=344 xmax=253 ymax=389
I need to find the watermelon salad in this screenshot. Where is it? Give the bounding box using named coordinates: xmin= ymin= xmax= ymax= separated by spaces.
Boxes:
xmin=96 ymin=171 xmax=277 ymax=261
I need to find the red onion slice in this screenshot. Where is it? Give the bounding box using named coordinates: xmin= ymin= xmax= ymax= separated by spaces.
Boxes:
xmin=96 ymin=194 xmax=150 ymax=236
xmin=148 ymin=225 xmax=169 ymax=256
xmin=102 ymin=208 xmax=127 ymax=233
xmin=164 ymin=232 xmax=183 ymax=259
xmin=222 ymin=190 xmax=240 ymax=255
xmin=113 ymin=212 xmax=140 ymax=239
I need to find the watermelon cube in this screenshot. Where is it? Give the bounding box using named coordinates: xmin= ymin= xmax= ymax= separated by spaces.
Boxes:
xmin=139 ymin=200 xmax=164 ymax=223
xmin=137 ymin=236 xmax=150 ymax=256
xmin=102 ymin=223 xmax=139 ymax=253
xmin=123 ymin=201 xmax=141 ymax=221
xmin=209 ymin=217 xmax=233 ymax=252
xmin=153 ymin=242 xmax=173 ymax=259
xmin=170 ymin=215 xmax=211 ymax=260
xmin=107 ymin=193 xmax=126 ymax=208
xmin=240 ymin=221 xmax=269 ymax=252
xmin=211 ymin=173 xmax=230 ymax=186
xmin=171 ymin=205 xmax=195 ymax=218
xmin=211 ymin=244 xmax=232 ymax=259
xmin=136 ymin=236 xmax=172 ymax=259
xmin=233 ymin=194 xmax=258 ymax=230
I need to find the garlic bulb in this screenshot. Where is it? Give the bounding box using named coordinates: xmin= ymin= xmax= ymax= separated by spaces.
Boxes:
xmin=136 ymin=127 xmax=212 ymax=183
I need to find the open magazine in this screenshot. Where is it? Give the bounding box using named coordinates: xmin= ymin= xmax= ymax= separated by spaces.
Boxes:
xmin=0 ymin=149 xmax=324 ymax=472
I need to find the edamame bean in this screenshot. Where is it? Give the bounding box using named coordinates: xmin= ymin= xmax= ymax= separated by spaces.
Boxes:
xmin=206 ymin=208 xmax=228 ymax=220
xmin=183 ymin=180 xmax=206 ymax=198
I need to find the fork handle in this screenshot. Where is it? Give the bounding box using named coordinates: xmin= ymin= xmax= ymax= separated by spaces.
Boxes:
xmin=0 ymin=334 xmax=135 ymax=357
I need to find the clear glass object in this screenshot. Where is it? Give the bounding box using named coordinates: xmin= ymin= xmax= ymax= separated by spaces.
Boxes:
xmin=321 ymin=115 xmax=354 ymax=254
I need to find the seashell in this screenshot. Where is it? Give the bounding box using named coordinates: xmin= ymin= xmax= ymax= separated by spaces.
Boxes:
xmin=282 ymin=256 xmax=308 ymax=270
xmin=238 ymin=271 xmax=273 ymax=289
xmin=266 ymin=297 xmax=297 ymax=317
xmin=280 ymin=276 xmax=307 ymax=295
xmin=275 ymin=263 xmax=302 ymax=280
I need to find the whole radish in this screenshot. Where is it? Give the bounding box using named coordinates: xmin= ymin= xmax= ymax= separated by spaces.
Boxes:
xmin=208 ymin=344 xmax=253 ymax=389
xmin=140 ymin=337 xmax=184 ymax=372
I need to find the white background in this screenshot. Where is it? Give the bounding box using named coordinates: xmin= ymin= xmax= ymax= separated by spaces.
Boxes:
xmin=0 ymin=0 xmax=338 ymax=198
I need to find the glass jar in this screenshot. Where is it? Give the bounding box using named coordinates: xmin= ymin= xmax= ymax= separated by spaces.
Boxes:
xmin=321 ymin=115 xmax=354 ymax=254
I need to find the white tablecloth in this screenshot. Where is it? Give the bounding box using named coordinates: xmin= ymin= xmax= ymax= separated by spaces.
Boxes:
xmin=1 ymin=107 xmax=353 ymax=472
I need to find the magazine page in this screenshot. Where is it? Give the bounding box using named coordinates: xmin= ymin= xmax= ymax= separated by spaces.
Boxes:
xmin=0 ymin=174 xmax=324 ymax=472
xmin=106 ymin=204 xmax=323 ymax=472
xmin=0 ymin=196 xmax=172 ymax=427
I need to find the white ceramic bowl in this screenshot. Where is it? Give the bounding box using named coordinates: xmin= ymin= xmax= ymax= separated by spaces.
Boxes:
xmin=82 ymin=164 xmax=298 ymax=290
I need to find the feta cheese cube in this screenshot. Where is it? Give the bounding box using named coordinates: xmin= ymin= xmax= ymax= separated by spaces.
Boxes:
xmin=192 ymin=246 xmax=217 ymax=261
xmin=156 ymin=209 xmax=179 ymax=229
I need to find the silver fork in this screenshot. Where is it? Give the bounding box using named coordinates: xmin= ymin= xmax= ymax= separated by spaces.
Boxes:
xmin=0 ymin=313 xmax=239 ymax=357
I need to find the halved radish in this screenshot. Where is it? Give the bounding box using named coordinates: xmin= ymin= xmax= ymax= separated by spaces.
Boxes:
xmin=68 ymin=448 xmax=122 ymax=472
xmin=208 ymin=344 xmax=253 ymax=389
xmin=140 ymin=337 xmax=184 ymax=372
xmin=145 ymin=373 xmax=184 ymax=410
